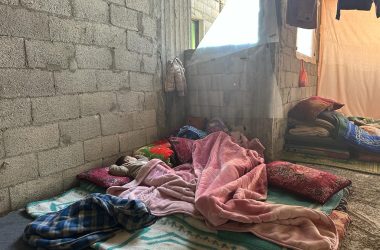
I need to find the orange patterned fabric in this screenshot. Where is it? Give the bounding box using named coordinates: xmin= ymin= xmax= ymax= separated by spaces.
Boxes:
xmin=329 ymin=210 xmax=351 ymax=242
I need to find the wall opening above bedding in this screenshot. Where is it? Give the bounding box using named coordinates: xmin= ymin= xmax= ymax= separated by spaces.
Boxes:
xmin=188 ymin=0 xmax=279 ymax=65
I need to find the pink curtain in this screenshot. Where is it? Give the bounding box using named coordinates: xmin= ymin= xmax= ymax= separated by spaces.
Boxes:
xmin=318 ymin=0 xmax=380 ymax=118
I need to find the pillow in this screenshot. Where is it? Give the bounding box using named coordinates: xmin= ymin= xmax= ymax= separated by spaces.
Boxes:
xmin=77 ymin=167 xmax=131 ymax=188
xmin=169 ymin=137 xmax=194 ymax=164
xmin=266 ymin=161 xmax=351 ymax=204
xmin=288 ymin=96 xmax=344 ymax=121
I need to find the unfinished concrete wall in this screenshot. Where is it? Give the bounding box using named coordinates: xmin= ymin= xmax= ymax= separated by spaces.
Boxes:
xmin=272 ymin=0 xmax=320 ymax=157
xmin=186 ymin=0 xmax=320 ymax=160
xmin=0 ymin=0 xmax=190 ymax=215
xmin=191 ymin=0 xmax=223 ymax=37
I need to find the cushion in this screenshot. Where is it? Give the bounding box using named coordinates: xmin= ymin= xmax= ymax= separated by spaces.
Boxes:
xmin=266 ymin=161 xmax=351 ymax=204
xmin=288 ymin=96 xmax=344 ymax=121
xmin=77 ymin=167 xmax=131 ymax=188
xmin=169 ymin=137 xmax=194 ymax=164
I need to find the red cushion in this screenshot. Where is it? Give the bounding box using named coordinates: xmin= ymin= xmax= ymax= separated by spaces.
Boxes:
xmin=169 ymin=137 xmax=194 ymax=164
xmin=288 ymin=96 xmax=344 ymax=121
xmin=77 ymin=167 xmax=131 ymax=188
xmin=266 ymin=161 xmax=351 ymax=204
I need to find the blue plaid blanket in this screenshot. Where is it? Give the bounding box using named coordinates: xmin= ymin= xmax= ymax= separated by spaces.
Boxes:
xmin=23 ymin=194 xmax=157 ymax=250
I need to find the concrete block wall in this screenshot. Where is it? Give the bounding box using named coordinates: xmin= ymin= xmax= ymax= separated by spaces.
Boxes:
xmin=0 ymin=0 xmax=191 ymax=215
xmin=271 ymin=0 xmax=320 ymax=157
xmin=185 ymin=0 xmax=320 ymax=160
xmin=191 ymin=0 xmax=223 ymax=35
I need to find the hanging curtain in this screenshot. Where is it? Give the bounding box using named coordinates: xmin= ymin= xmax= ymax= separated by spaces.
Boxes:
xmin=318 ymin=0 xmax=380 ymax=118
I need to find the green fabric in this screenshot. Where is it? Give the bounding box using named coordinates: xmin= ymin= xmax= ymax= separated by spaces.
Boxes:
xmin=92 ymin=215 xmax=283 ymax=250
xmin=281 ymin=151 xmax=380 ymax=175
xmin=267 ymin=187 xmax=343 ymax=215
xmin=26 ymin=181 xmax=105 ymax=218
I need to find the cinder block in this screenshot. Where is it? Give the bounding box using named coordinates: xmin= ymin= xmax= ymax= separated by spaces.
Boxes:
xmin=4 ymin=124 xmax=59 ymax=156
xmin=0 ymin=188 xmax=10 ymax=215
xmin=93 ymin=24 xmax=126 ymax=48
xmin=100 ymin=112 xmax=133 ymax=136
xmin=110 ymin=4 xmax=138 ymax=30
xmin=0 ymin=37 xmax=25 ymax=68
xmin=119 ymin=129 xmax=147 ymax=152
xmin=26 ymin=40 xmax=75 ymax=69
xmin=142 ymin=15 xmax=156 ymax=38
xmin=0 ymin=132 xmax=4 ymax=159
xmin=49 ymin=17 xmax=93 ymax=44
xmin=102 ymin=154 xmax=123 ymax=167
xmin=106 ymin=0 xmax=124 ymax=5
xmin=101 ymin=135 xmax=119 ymax=158
xmin=117 ymin=91 xmax=144 ymax=113
xmin=114 ymin=48 xmax=141 ymax=71
xmin=80 ymin=92 xmax=117 ymax=116
xmin=130 ymin=72 xmax=153 ymax=91
xmin=145 ymin=127 xmax=158 ymax=144
xmin=0 ymin=69 xmax=55 ymax=98
xmin=84 ymin=135 xmax=119 ymax=161
xmin=73 ymin=0 xmax=108 ymax=23
xmin=55 ymin=70 xmax=97 ymax=94
xmin=20 ymin=0 xmax=71 ymax=16
xmin=38 ymin=142 xmax=84 ymax=176
xmin=142 ymin=55 xmax=157 ymax=73
xmin=32 ymin=95 xmax=80 ymax=124
xmin=133 ymin=109 xmax=156 ymax=130
xmin=96 ymin=70 xmax=129 ymax=91
xmin=77 ymin=45 xmax=112 ymax=69
xmin=83 ymin=137 xmax=102 ymax=162
xmin=59 ymin=116 xmax=101 ymax=145
xmin=0 ymin=0 xmax=18 ymax=5
xmin=144 ymin=92 xmax=158 ymax=110
xmin=10 ymin=174 xmax=63 ymax=209
xmin=0 ymin=5 xmax=49 ymax=40
xmin=125 ymin=0 xmax=151 ymax=14
xmin=63 ymin=159 xmax=102 ymax=189
xmin=0 ymin=154 xmax=38 ymax=189
xmin=0 ymin=98 xmax=31 ymax=130
xmin=127 ymin=31 xmax=154 ymax=55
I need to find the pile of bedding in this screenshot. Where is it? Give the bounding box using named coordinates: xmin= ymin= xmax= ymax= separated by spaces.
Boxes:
xmin=285 ymin=96 xmax=380 ymax=164
xmin=22 ymin=122 xmax=353 ymax=250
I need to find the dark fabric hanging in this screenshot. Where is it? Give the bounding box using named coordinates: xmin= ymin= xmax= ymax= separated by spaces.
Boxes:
xmin=286 ymin=0 xmax=318 ymax=29
xmin=336 ymin=0 xmax=380 ymax=20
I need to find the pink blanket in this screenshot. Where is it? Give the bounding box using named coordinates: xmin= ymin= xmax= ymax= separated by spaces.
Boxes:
xmin=108 ymin=132 xmax=338 ymax=250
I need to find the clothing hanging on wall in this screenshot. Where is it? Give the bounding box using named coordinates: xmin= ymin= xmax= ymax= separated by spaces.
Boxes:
xmin=336 ymin=0 xmax=380 ymax=20
xmin=164 ymin=58 xmax=187 ymax=96
xmin=286 ymin=0 xmax=318 ymax=29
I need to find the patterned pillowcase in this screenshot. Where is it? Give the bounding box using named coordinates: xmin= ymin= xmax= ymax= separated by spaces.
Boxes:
xmin=288 ymin=96 xmax=344 ymax=121
xmin=266 ymin=161 xmax=351 ymax=204
xmin=77 ymin=167 xmax=131 ymax=188
xmin=169 ymin=137 xmax=194 ymax=164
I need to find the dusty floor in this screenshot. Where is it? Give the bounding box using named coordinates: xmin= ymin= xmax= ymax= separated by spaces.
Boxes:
xmin=311 ymin=165 xmax=380 ymax=250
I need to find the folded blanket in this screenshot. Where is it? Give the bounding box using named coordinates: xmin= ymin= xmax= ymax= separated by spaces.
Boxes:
xmin=24 ymin=194 xmax=157 ymax=250
xmin=108 ymin=132 xmax=339 ymax=250
xmin=288 ymin=118 xmax=336 ymax=132
xmin=360 ymin=125 xmax=380 ymax=136
xmin=289 ymin=125 xmax=330 ymax=137
xmin=335 ymin=113 xmax=380 ymax=154
xmin=285 ymin=144 xmax=350 ymax=159
xmin=285 ymin=134 xmax=349 ymax=150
